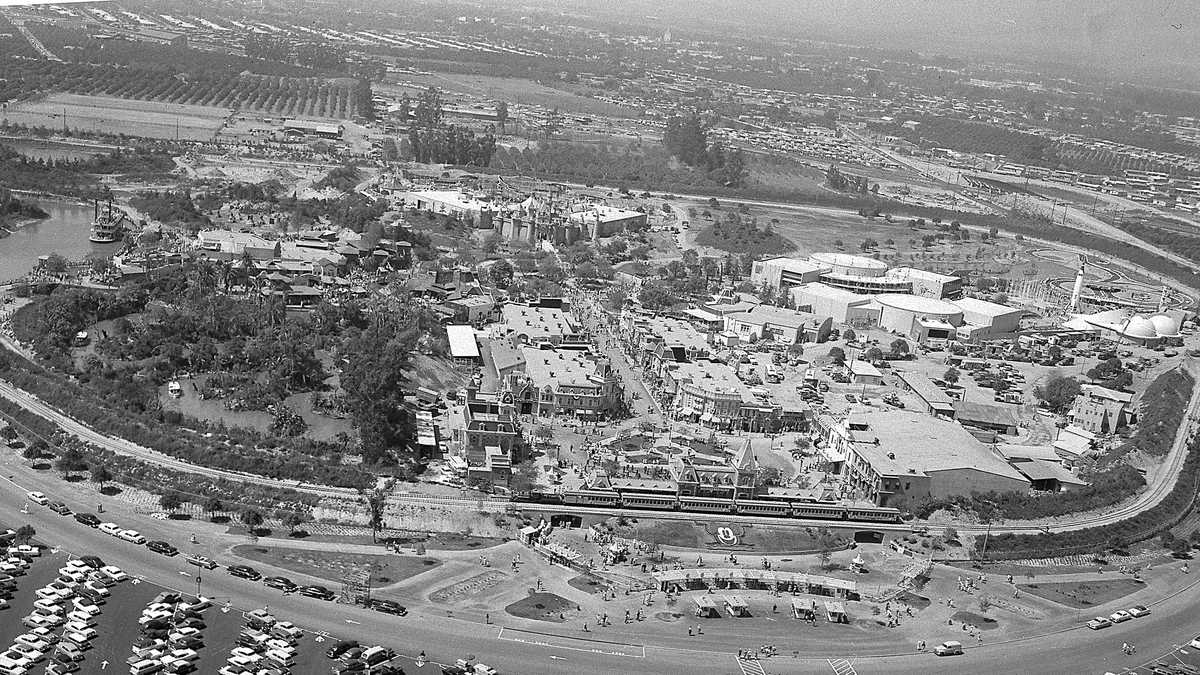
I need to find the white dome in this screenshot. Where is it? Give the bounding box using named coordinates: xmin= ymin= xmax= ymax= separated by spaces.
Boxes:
xmin=1149 ymin=314 xmax=1180 ymax=337
xmin=1122 ymin=316 xmax=1157 ymax=340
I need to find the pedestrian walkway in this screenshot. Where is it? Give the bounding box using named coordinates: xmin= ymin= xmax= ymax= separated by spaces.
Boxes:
xmin=735 ymin=656 xmax=767 ymax=675
xmin=827 ymin=658 xmax=858 ymax=675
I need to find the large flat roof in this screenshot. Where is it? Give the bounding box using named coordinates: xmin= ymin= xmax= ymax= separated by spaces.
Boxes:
xmin=501 ymin=304 xmax=578 ymax=340
xmin=846 ymin=411 xmax=1027 ymax=481
xmin=522 ymin=347 xmax=602 ymax=390
xmin=725 ymin=304 xmax=823 ymax=331
xmin=952 ymin=296 xmax=1022 ymax=318
xmin=876 ymin=294 xmax=962 ymax=315
xmin=446 ymin=325 xmax=480 ymax=359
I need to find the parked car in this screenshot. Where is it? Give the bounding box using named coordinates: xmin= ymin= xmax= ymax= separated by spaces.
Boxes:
xmin=226 ymin=565 xmax=261 ymax=580
xmin=118 ymin=530 xmax=147 ymax=545
xmin=298 ymin=585 xmax=335 ymax=601
xmin=1127 ymin=605 xmax=1150 ymax=618
xmin=97 ymin=523 xmax=121 ymax=536
xmin=184 ymin=555 xmax=217 ymax=570
xmin=73 ymin=513 xmax=100 ymax=528
xmin=27 ymin=492 xmax=49 ymax=505
xmin=366 ymin=599 xmax=407 ymax=616
xmin=1109 ymin=610 xmax=1132 ymax=623
xmin=47 ymin=502 xmax=71 ymax=516
xmin=1086 ymin=617 xmax=1112 ymax=630
xmin=146 ymin=541 xmax=178 ymax=557
xmin=262 ymin=576 xmax=296 ymax=592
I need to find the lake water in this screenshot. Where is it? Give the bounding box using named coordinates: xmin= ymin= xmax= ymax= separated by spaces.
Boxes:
xmin=0 ymin=200 xmax=119 ymax=280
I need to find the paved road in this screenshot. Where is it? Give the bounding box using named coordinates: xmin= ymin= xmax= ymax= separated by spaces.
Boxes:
xmin=6 ymin=473 xmax=1200 ymax=675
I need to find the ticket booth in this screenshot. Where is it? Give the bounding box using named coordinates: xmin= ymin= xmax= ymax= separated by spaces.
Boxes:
xmin=791 ymin=597 xmax=816 ymax=620
xmin=824 ymin=600 xmax=847 ymax=623
xmin=694 ymin=595 xmax=720 ymax=618
xmin=724 ymin=595 xmax=750 ymax=618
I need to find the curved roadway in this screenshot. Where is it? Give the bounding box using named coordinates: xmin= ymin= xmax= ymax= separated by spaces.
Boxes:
xmin=4 ymin=468 xmax=1200 ymax=675
xmin=4 ymin=364 xmax=1200 ymax=537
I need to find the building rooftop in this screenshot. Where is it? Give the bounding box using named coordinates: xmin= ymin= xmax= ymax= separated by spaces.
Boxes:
xmin=791 ymin=282 xmax=875 ymax=304
xmin=811 ymin=252 xmax=888 ymax=272
xmin=954 ymin=401 xmax=1019 ymax=428
xmin=845 ymin=411 xmax=1027 ymax=481
xmin=567 ymin=205 xmax=644 ymax=224
xmin=521 ymin=347 xmax=603 ymax=390
xmin=849 ymin=360 xmax=883 ymax=378
xmin=759 ymin=257 xmax=827 ymax=275
xmin=725 ymin=304 xmax=823 ymax=330
xmin=500 ymin=304 xmax=579 ymax=342
xmin=446 ymin=325 xmax=480 ymax=359
xmin=644 ymin=316 xmax=710 ymax=352
xmin=952 ymin=296 xmax=1021 ymax=318
xmin=889 ymin=267 xmax=960 ymax=283
xmin=668 ymin=359 xmax=751 ymax=400
xmin=875 ymin=294 xmax=962 ymax=315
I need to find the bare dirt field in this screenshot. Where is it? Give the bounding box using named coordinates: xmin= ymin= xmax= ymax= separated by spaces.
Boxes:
xmin=5 ymin=93 xmax=231 ymax=141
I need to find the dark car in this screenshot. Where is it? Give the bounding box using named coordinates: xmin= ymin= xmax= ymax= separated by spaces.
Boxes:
xmin=299 ymin=585 xmax=335 ymax=600
xmin=153 ymin=591 xmax=182 ymax=604
xmin=226 ymin=565 xmax=261 ymax=580
xmin=174 ymin=617 xmax=206 ymax=631
xmin=367 ymin=599 xmax=407 ymax=616
xmin=78 ymin=555 xmax=104 ymax=569
xmin=340 ymin=647 xmax=364 ymax=662
xmin=146 ymin=541 xmax=178 ymax=556
xmin=325 ymin=640 xmax=359 ymax=658
xmin=263 ymin=576 xmax=297 ymax=592
xmin=48 ymin=501 xmax=72 ymax=515
xmin=337 ymin=661 xmax=366 ymax=674
xmin=74 ymin=513 xmax=101 ymax=528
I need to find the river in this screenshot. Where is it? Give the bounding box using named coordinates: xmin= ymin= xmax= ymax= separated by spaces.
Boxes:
xmin=0 ymin=200 xmax=120 ymax=280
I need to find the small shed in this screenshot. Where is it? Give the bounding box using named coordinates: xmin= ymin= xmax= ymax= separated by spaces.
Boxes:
xmin=723 ymin=595 xmax=750 ymax=617
xmin=824 ymin=600 xmax=847 ymax=623
xmin=518 ymin=525 xmax=540 ymax=545
xmin=791 ymin=597 xmax=816 ymax=620
xmin=693 ymin=595 xmax=720 ymax=618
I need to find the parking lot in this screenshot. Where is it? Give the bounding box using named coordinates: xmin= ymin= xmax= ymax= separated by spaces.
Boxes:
xmin=0 ymin=538 xmax=441 ymax=675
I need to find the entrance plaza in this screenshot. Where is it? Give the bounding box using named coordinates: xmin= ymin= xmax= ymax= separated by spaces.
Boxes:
xmin=654 ymin=568 xmax=859 ymax=599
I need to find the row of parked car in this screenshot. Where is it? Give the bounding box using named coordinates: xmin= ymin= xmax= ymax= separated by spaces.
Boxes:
xmin=1086 ymin=603 xmax=1151 ymax=629
xmin=224 ymin=564 xmax=407 ymax=615
xmin=216 ymin=608 xmax=321 ymax=675
xmin=323 ymin=637 xmax=401 ymax=674
xmin=127 ymin=591 xmax=214 ymax=675
xmin=0 ymin=552 xmax=129 ymax=675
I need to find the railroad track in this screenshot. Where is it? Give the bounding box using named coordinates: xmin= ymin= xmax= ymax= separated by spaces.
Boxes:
xmin=2 ymin=370 xmax=1198 ymax=536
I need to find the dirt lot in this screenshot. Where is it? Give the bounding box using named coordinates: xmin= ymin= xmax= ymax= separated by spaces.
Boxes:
xmin=5 ymin=93 xmax=231 ymax=141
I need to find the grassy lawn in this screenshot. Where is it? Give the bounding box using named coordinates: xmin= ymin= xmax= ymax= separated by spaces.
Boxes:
xmin=1018 ymin=578 xmax=1146 ymax=609
xmin=231 ymin=545 xmax=441 ymax=585
xmin=619 ymin=519 xmax=850 ymax=553
xmin=504 ymin=592 xmax=576 ymax=622
xmin=951 ymin=610 xmax=1000 ymax=630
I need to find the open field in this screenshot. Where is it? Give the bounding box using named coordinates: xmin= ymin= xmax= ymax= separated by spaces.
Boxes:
xmin=4 ymin=93 xmax=230 ymax=141
xmin=378 ymin=72 xmax=636 ymax=118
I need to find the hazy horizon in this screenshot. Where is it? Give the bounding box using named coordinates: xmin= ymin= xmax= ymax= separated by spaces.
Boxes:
xmin=572 ymin=0 xmax=1200 ymax=85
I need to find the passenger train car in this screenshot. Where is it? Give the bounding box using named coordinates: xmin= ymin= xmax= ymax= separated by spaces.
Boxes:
xmin=517 ymin=489 xmax=903 ymax=523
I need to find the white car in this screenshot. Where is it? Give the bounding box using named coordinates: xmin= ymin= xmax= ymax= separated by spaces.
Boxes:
xmin=1127 ymin=605 xmax=1150 ymax=618
xmin=7 ymin=644 xmax=43 ymax=663
xmin=64 ymin=611 xmax=95 ymax=626
xmin=26 ymin=627 xmax=58 ymax=645
xmin=35 ymin=587 xmax=68 ymax=601
xmin=165 ymin=649 xmax=199 ymax=664
xmin=6 ymin=558 xmax=30 ymax=569
xmin=70 ymin=600 xmax=100 ymax=616
xmin=1086 ymin=616 xmax=1112 ymax=630
xmin=11 ymin=545 xmax=39 ymax=558
xmin=61 ymin=632 xmax=92 ymax=648
xmin=12 ymin=636 xmax=50 ymax=653
xmin=26 ymin=492 xmax=48 ymax=505
xmin=139 ymin=611 xmax=172 ymax=625
xmin=62 ymin=620 xmax=94 ymax=636
xmin=99 ymin=566 xmax=126 ymax=582
xmin=1109 ymin=610 xmax=1132 ymax=623
xmin=83 ymin=581 xmax=109 ymax=596
xmin=1191 ymin=635 xmax=1200 ymax=650
xmin=118 ymin=530 xmax=147 ymax=545
xmin=0 ymin=562 xmax=25 ymax=575
xmin=97 ymin=523 xmax=121 ymax=536
xmin=32 ymin=600 xmax=63 ymax=614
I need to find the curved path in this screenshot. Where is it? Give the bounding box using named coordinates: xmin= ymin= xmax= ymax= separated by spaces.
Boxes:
xmin=4 ymin=357 xmax=1200 ymax=538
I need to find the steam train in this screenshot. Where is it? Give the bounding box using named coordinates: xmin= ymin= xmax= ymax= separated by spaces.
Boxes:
xmin=513 ymin=489 xmax=903 ymax=523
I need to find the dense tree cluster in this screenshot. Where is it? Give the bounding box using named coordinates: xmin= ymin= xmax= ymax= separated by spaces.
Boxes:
xmin=130 ymin=190 xmax=211 ymax=229
xmin=1117 ymin=369 xmax=1194 ymax=457
xmin=694 ymin=211 xmax=796 ymax=258
xmin=406 ymin=88 xmax=497 ymax=166
xmin=244 ymin=36 xmax=350 ymax=72
xmin=662 ymin=114 xmax=747 ymax=187
xmin=0 ymin=188 xmax=47 ymax=226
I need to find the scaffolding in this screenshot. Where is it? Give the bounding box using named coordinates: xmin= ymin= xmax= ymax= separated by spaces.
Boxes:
xmin=340 ymin=567 xmax=371 ymax=606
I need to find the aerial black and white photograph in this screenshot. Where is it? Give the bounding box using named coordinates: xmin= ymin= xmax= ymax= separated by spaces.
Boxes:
xmin=0 ymin=0 xmax=1199 ymax=673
